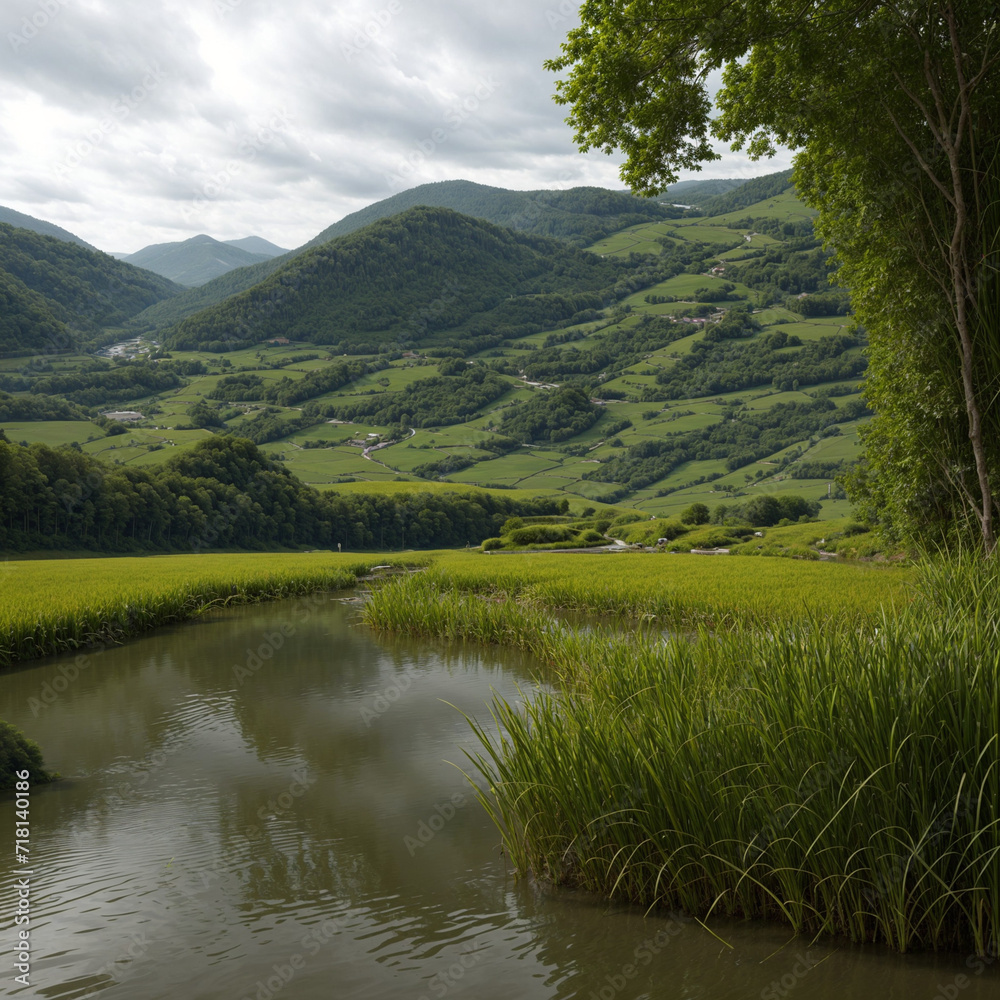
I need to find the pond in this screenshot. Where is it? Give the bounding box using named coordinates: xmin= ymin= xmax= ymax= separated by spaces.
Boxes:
xmin=1 ymin=594 xmax=996 ymax=998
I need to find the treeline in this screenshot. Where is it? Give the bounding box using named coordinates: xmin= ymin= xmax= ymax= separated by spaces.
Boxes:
xmin=327 ymin=366 xmax=510 ymax=428
xmin=586 ymin=397 xmax=865 ymax=494
xmin=0 ymin=434 xmax=563 ymax=552
xmin=723 ymin=240 xmax=844 ymax=305
xmin=27 ymin=362 xmax=182 ymax=406
xmin=713 ymin=493 xmax=821 ymax=526
xmin=694 ymin=169 xmax=794 ymax=216
xmin=208 ymin=359 xmax=379 ymax=405
xmin=652 ymin=333 xmax=865 ymax=398
xmin=0 ymin=222 xmax=178 ymax=353
xmin=499 ymin=386 xmax=598 ymax=443
xmin=0 ymin=391 xmax=86 ymax=422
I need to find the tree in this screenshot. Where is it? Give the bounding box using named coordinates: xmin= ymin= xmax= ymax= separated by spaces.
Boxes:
xmin=680 ymin=502 xmax=710 ymax=525
xmin=546 ymin=1 xmax=1000 ymax=551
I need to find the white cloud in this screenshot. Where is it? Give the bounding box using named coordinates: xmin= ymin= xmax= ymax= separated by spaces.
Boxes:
xmin=0 ymin=0 xmax=792 ymax=254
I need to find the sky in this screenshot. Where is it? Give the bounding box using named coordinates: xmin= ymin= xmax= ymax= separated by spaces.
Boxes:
xmin=1 ymin=0 xmax=793 ymax=255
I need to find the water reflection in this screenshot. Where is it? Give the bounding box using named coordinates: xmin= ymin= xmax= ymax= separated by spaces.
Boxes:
xmin=0 ymin=595 xmax=995 ymax=999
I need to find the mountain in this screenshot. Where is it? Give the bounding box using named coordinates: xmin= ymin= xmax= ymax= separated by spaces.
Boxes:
xmin=0 ymin=223 xmax=180 ymax=355
xmin=299 ymin=180 xmax=680 ymax=250
xmin=130 ymin=182 xmax=682 ymax=334
xmin=662 ymin=177 xmax=750 ymax=203
xmin=121 ymin=234 xmax=279 ymax=286
xmin=697 ymin=169 xmax=796 ymax=217
xmin=166 ymin=206 xmax=625 ymax=353
xmin=222 ymin=236 xmax=287 ymax=257
xmin=0 ymin=206 xmax=99 ymax=251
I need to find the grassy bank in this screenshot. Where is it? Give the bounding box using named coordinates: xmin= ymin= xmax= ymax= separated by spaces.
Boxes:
xmin=362 ymin=559 xmax=998 ymax=954
xmin=409 ymin=550 xmax=913 ymax=630
xmin=0 ymin=552 xmax=419 ymax=666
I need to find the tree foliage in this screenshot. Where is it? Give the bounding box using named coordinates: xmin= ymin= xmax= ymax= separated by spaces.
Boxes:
xmin=0 ymin=435 xmax=561 ymax=552
xmin=546 ymin=1 xmax=1000 ymax=550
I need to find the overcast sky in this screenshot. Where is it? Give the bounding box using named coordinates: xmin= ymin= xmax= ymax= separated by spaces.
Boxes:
xmin=2 ymin=0 xmax=792 ymax=254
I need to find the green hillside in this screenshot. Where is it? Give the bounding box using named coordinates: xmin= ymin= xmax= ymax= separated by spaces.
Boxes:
xmin=696 ymin=169 xmax=795 ymax=216
xmin=299 ymin=180 xmax=681 ymax=249
xmin=2 ymin=179 xmax=867 ymax=536
xmin=662 ymin=177 xmax=749 ymax=203
xmin=0 ymin=206 xmax=98 ymax=251
xmin=0 ymin=224 xmax=180 ymax=355
xmin=166 ymin=207 xmax=626 ymax=354
xmin=124 ymin=235 xmax=275 ymax=286
xmin=128 ymin=181 xmax=684 ymax=333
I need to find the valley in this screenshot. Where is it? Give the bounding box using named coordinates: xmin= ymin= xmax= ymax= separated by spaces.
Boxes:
xmin=0 ymin=170 xmax=864 ymax=540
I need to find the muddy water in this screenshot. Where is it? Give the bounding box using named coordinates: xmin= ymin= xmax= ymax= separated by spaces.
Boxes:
xmin=1 ymin=595 xmax=996 ymax=999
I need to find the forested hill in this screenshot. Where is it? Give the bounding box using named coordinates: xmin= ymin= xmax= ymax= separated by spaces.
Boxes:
xmin=129 ymin=183 xmax=679 ymax=333
xmin=0 ymin=434 xmax=562 ymax=553
xmin=166 ymin=207 xmax=627 ymax=354
xmin=299 ymin=181 xmax=681 ymax=249
xmin=0 ymin=224 xmax=180 ymax=355
xmin=0 ymin=206 xmax=98 ymax=251
xmin=696 ymin=170 xmax=795 ymax=217
xmin=123 ymin=234 xmax=277 ymax=287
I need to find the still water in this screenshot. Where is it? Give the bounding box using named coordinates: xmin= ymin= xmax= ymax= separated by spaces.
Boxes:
xmin=1 ymin=594 xmax=997 ymax=999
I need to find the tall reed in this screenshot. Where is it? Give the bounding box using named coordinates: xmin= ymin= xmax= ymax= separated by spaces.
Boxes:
xmin=363 ymin=560 xmax=999 ymax=954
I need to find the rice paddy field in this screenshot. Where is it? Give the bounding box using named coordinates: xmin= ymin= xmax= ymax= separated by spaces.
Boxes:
xmin=405 ymin=549 xmax=913 ymax=628
xmin=0 ymin=552 xmax=416 ymax=666
xmin=361 ymin=556 xmax=999 ymax=955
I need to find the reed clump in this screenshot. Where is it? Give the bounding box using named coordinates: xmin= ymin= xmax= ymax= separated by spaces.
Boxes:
xmin=362 ymin=559 xmax=998 ymax=955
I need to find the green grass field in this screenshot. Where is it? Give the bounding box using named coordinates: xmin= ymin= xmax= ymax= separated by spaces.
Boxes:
xmin=0 ymin=552 xmax=417 ymax=666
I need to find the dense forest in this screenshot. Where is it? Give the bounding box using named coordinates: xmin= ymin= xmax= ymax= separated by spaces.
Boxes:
xmin=0 ymin=224 xmax=178 ymax=353
xmin=499 ymin=386 xmax=599 ymax=443
xmin=164 ymin=208 xmax=627 ymax=353
xmin=0 ymin=434 xmax=563 ymax=552
xmin=208 ymin=358 xmax=381 ymax=406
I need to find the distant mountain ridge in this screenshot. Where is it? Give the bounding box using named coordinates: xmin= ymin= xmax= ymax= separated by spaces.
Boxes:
xmin=662 ymin=177 xmax=750 ymax=203
xmin=122 ymin=234 xmax=287 ymax=287
xmin=299 ymin=180 xmax=682 ymax=250
xmin=0 ymin=206 xmax=99 ymax=252
xmin=131 ymin=180 xmax=685 ymax=332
